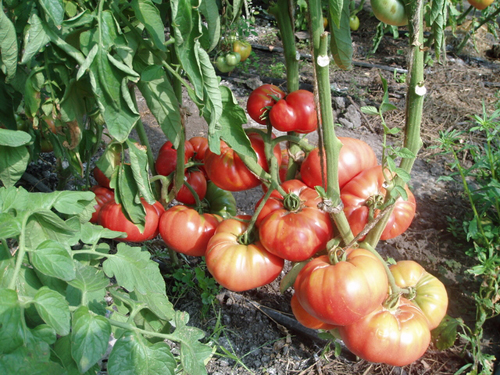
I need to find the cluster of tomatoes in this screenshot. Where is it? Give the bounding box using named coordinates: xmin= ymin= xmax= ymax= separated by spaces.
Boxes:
xmin=90 ymin=83 xmax=448 ymax=367
xmin=215 ymin=39 xmax=252 ymax=73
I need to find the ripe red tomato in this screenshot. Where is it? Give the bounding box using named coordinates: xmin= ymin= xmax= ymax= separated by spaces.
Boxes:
xmin=300 ymin=137 xmax=378 ymax=190
xmin=247 ymin=84 xmax=286 ymax=125
xmin=294 ymin=249 xmax=389 ymax=326
xmin=98 ymin=199 xmax=161 ymax=242
xmin=90 ymin=186 xmax=114 ymax=223
xmin=269 ymin=90 xmax=318 ymax=133
xmin=340 ymin=165 xmax=416 ymax=240
xmin=93 ymin=167 xmax=111 ymax=189
xmin=204 ymin=132 xmax=282 ymax=191
xmin=159 ymin=205 xmax=222 ymax=257
xmin=390 ymin=260 xmax=448 ymax=330
xmin=339 ymin=297 xmax=431 ymax=366
xmin=189 ymin=136 xmax=209 ymax=162
xmin=291 ymin=294 xmax=337 ymax=330
xmin=467 ymin=0 xmax=494 ymax=9
xmin=205 ymin=217 xmax=284 ymax=292
xmin=155 ymin=140 xmax=195 ymax=177
xmin=256 ymin=179 xmax=334 ymax=261
xmin=173 ymin=169 xmax=207 ymax=205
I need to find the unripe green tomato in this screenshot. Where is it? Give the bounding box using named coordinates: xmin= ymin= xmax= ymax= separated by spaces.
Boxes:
xmin=370 ymin=0 xmax=408 ymax=26
xmin=350 ymin=15 xmax=360 ymax=31
xmin=225 ymin=52 xmax=241 ymax=67
xmin=215 ymin=55 xmax=235 ymax=73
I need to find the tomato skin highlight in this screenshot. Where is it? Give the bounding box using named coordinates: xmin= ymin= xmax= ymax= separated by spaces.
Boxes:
xmin=293 ymin=249 xmax=389 ymax=326
xmin=339 ymin=298 xmax=431 ymax=366
xmin=98 ymin=199 xmax=161 ymax=242
xmin=159 ymin=205 xmax=222 ymax=257
xmin=301 ymin=137 xmax=378 ymax=190
xmin=390 ymin=260 xmax=448 ymax=330
xmin=256 ymin=179 xmax=334 ymax=261
xmin=291 ymin=294 xmax=337 ymax=330
xmin=205 ymin=217 xmax=284 ymax=292
xmin=247 ymin=84 xmax=286 ymax=125
xmin=269 ymin=90 xmax=318 ymax=134
xmin=204 ymin=132 xmax=281 ymax=192
xmin=340 ymin=165 xmax=416 ymax=240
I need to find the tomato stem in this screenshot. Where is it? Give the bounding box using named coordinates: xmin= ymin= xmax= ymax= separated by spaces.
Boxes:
xmin=271 ymin=135 xmax=315 ymax=153
xmin=243 ymin=183 xmax=275 ymax=239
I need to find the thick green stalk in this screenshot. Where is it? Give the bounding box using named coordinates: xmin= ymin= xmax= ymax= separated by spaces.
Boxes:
xmin=309 ymin=0 xmax=353 ymax=245
xmin=365 ymin=0 xmax=425 ymax=247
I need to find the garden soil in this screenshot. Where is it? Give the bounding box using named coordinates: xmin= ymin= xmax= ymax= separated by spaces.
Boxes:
xmin=26 ymin=9 xmax=500 ymax=375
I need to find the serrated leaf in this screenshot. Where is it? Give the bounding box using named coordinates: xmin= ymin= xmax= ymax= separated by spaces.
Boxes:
xmin=431 ymin=315 xmax=459 ymax=350
xmin=392 ymin=185 xmax=408 ymax=201
xmin=80 ymin=222 xmax=125 ymax=244
xmin=126 ymin=139 xmax=156 ymax=204
xmin=22 ymin=13 xmax=51 ymax=65
xmin=71 ymin=306 xmax=111 ymax=373
xmin=0 ymin=289 xmax=24 ymax=354
xmin=131 ymin=0 xmax=166 ymax=51
xmin=0 ymin=145 xmax=30 ymax=188
xmin=136 ymin=65 xmax=183 ymax=149
xmin=130 ymin=290 xmax=175 ymax=321
xmin=25 ymin=211 xmax=78 ymax=249
xmin=329 ymin=0 xmax=352 ymax=70
xmin=102 ymin=243 xmax=166 ymax=295
xmin=30 ymin=240 xmax=76 ymax=281
xmin=34 ymin=287 xmax=71 ymax=336
xmin=67 ymin=261 xmax=109 ymax=293
xmin=0 ymin=9 xmax=18 ymax=80
xmin=107 ymin=330 xmax=176 ymax=375
xmin=395 ymin=167 xmax=411 ymax=183
xmin=360 ymin=106 xmax=379 ymax=116
xmin=394 ymin=147 xmax=416 ymax=159
xmin=380 ymin=102 xmax=398 ymax=114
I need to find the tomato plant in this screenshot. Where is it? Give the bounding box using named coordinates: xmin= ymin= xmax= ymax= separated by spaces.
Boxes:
xmin=90 ymin=186 xmax=114 ymax=224
xmin=232 ymin=40 xmax=252 ymax=61
xmin=98 ymin=199 xmax=161 ymax=242
xmin=205 ymin=217 xmax=284 ymax=292
xmin=370 ymin=0 xmax=408 ymax=26
xmin=294 ymin=249 xmax=389 ymax=326
xmin=268 ymin=90 xmax=318 ymax=133
xmin=256 ymin=179 xmax=334 ymax=261
xmin=300 ymin=137 xmax=378 ymax=189
xmin=390 ymin=260 xmax=448 ymax=329
xmin=159 ymin=205 xmax=222 ymax=256
xmin=291 ymin=294 xmax=337 ymax=330
xmin=339 ymin=298 xmax=431 ymax=366
xmin=246 ymin=84 xmax=286 ymax=125
xmin=204 ymin=132 xmax=282 ymax=191
xmin=340 ymin=165 xmax=416 ymax=240
xmin=467 ymin=0 xmax=494 ymax=10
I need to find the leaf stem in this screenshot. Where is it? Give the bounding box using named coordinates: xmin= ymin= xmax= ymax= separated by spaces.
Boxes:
xmin=8 ymin=213 xmax=31 ymax=290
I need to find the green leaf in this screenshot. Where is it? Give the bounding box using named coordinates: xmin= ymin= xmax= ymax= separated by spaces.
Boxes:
xmin=131 ymin=0 xmax=166 ymax=51
xmin=126 ymin=139 xmax=156 ymax=204
xmin=199 ymin=0 xmax=221 ymax=52
xmin=130 ymin=290 xmax=175 ymax=321
xmin=53 ymin=335 xmax=100 ymax=375
xmin=102 ymin=243 xmax=166 ymax=295
xmin=0 ymin=10 xmax=18 ymax=80
xmin=360 ymin=106 xmax=379 ymax=116
xmin=431 ymin=315 xmax=459 ymax=350
xmin=30 ymin=240 xmax=76 ymax=281
xmin=71 ymin=306 xmax=111 ymax=373
xmin=77 ymin=44 xmax=98 ymax=81
xmin=136 ymin=65 xmax=183 ymax=149
xmin=279 ymin=260 xmax=309 ymax=293
xmin=391 ymin=185 xmax=408 ymax=201
xmin=22 ymin=14 xmax=51 ymax=65
xmin=67 ymin=261 xmax=109 ymax=293
xmin=395 ymin=167 xmax=411 ymax=183
xmin=32 ymin=324 xmax=57 ymax=345
xmin=39 ymin=0 xmax=65 ymax=26
xmin=0 ymin=186 xmax=30 ymax=213
xmin=0 ymin=289 xmax=24 ymax=354
xmin=329 ymin=0 xmax=352 ymax=70
xmin=380 ymin=102 xmax=398 ymax=114
xmin=80 ymin=222 xmax=125 ymax=244
xmin=25 ymin=210 xmax=78 ymax=249
xmin=0 ymin=129 xmax=32 ymax=147
xmin=34 ymin=286 xmax=71 ymax=336
xmin=208 ymin=85 xmax=253 ymax=159
xmin=0 ymin=145 xmax=30 ymax=188
xmin=117 ymin=164 xmax=146 ymax=229
xmin=107 ymin=330 xmax=176 ymax=375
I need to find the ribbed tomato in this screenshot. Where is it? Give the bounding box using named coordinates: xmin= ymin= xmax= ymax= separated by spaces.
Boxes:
xmin=204 ymin=132 xmax=281 ymax=191
xmin=90 ymin=186 xmax=114 ymax=224
xmin=269 ymin=90 xmax=318 ymax=133
xmin=174 ymin=169 xmax=207 ymax=205
xmin=246 ymin=84 xmax=286 ymax=125
xmin=340 ymin=165 xmax=416 ymax=240
xmin=205 ymin=217 xmax=284 ymax=292
xmin=155 ymin=140 xmax=195 ymax=177
xmin=390 ymin=260 xmax=448 ymax=330
xmin=293 ymin=249 xmax=388 ymax=326
xmin=300 ymin=137 xmax=378 ymax=190
xmin=291 ymin=294 xmax=337 ymax=330
xmin=339 ymin=298 xmax=431 ymax=366
xmin=98 ymin=199 xmax=161 ymax=242
xmin=159 ymin=205 xmax=222 ymax=256
xmin=256 ymin=179 xmax=334 ymax=261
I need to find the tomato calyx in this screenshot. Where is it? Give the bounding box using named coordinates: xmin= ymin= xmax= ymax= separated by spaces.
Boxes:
xmin=283 ymin=193 xmax=303 ymax=212
xmin=327 ymin=246 xmax=348 ymax=265
xmin=237 ymin=228 xmax=257 ymax=246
